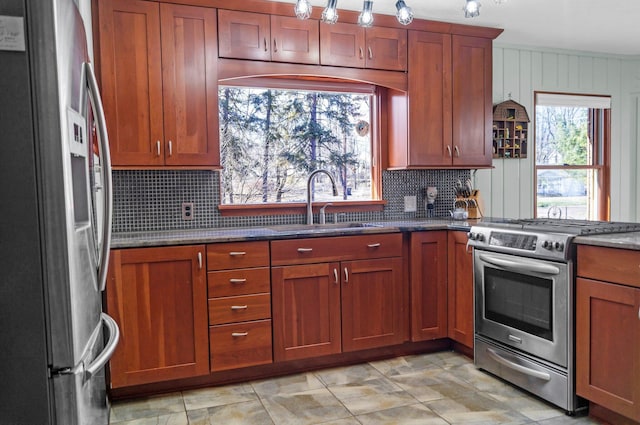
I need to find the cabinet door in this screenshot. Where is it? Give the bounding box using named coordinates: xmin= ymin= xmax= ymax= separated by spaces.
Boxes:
xmin=271 ymin=15 xmax=319 ymax=64
xmin=410 ymin=231 xmax=448 ymax=341
xmin=218 ymin=10 xmax=271 ymax=61
xmin=365 ymin=27 xmax=407 ymax=71
xmin=447 ymin=231 xmax=474 ymax=348
xmin=106 ymin=245 xmax=209 ymax=388
xmin=98 ymin=0 xmax=164 ymax=166
xmin=342 ymin=257 xmax=404 ymax=351
xmin=161 ymin=4 xmax=219 ymax=166
xmin=576 ymin=278 xmax=640 ymax=421
xmin=272 ymin=263 xmax=341 ymax=361
xmin=406 ymin=30 xmax=452 ymax=167
xmin=320 ymin=22 xmax=365 ymax=68
xmin=452 ymin=35 xmax=493 ymax=167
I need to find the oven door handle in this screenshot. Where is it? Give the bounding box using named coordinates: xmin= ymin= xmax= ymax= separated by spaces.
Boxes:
xmin=486 ymin=348 xmax=552 ymax=381
xmin=478 ymin=253 xmax=561 ymax=275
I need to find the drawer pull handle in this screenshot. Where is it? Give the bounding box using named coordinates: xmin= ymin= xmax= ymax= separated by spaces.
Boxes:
xmin=344 ymin=267 xmax=349 ymax=283
xmin=168 ymin=140 xmax=173 ymax=156
xmin=229 ymin=278 xmax=247 ymax=284
xmin=297 ymin=248 xmax=313 ymax=253
xmin=454 ymin=146 xmax=460 ymax=157
xmin=229 ymin=251 xmax=246 ymax=256
xmin=333 ymin=268 xmax=339 ymax=284
xmin=446 ymin=145 xmax=452 ymax=157
xmin=197 ymin=252 xmax=202 ymax=270
xmin=231 ymin=305 xmax=248 ymax=310
xmin=367 ymin=243 xmax=381 ymax=248
xmin=368 ymin=46 xmax=373 ymax=59
xmin=232 ymin=332 xmax=248 ymax=337
xmin=156 ymin=140 xmax=161 ymax=156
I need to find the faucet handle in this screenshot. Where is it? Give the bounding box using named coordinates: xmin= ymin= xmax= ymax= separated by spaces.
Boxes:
xmin=319 ymin=203 xmax=332 ymax=224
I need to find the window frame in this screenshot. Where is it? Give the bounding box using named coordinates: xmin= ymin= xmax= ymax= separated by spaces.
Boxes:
xmin=217 ymin=76 xmax=385 ymax=217
xmin=533 ymin=91 xmax=611 ymax=220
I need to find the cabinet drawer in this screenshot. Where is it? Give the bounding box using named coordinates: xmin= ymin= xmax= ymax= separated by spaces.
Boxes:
xmin=210 ymin=319 xmax=273 ymax=372
xmin=208 ymin=293 xmax=271 ymax=325
xmin=271 ymin=233 xmax=402 ymax=265
xmin=577 ymin=245 xmax=640 ymax=287
xmin=208 ymin=267 xmax=270 ymax=297
xmin=207 ymin=241 xmax=270 ymax=270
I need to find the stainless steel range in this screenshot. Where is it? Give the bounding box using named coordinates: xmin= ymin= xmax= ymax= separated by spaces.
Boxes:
xmin=467 ymin=218 xmax=640 ymax=414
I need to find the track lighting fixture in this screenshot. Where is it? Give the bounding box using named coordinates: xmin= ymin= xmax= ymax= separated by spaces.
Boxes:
xmin=295 ymin=0 xmax=416 ymax=27
xmin=294 ymin=0 xmax=312 ymax=19
xmin=464 ymin=0 xmax=481 ymax=18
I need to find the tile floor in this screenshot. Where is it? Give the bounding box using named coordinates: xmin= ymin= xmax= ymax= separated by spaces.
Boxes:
xmin=109 ymin=351 xmax=601 ymax=425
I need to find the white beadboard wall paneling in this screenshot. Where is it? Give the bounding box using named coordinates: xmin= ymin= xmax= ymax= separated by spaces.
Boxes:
xmin=484 ymin=44 xmax=637 ymax=221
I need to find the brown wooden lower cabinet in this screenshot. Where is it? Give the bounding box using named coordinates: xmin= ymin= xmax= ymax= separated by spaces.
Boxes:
xmin=576 ymin=277 xmax=640 ymax=422
xmin=271 ymin=235 xmax=404 ymax=362
xmin=576 ymin=245 xmax=640 ymax=423
xmin=447 ymin=231 xmax=474 ymax=349
xmin=106 ymin=245 xmax=210 ymax=388
xmin=410 ymin=231 xmax=448 ymax=341
xmin=209 ymin=319 xmax=272 ymax=372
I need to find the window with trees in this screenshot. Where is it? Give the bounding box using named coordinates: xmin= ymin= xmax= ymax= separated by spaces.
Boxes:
xmin=218 ymin=81 xmax=375 ymax=205
xmin=534 ymin=92 xmax=610 ymax=220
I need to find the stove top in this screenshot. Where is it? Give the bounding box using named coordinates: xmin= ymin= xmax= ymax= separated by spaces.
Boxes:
xmin=475 ymin=218 xmax=640 ymax=236
xmin=468 ymin=218 xmax=640 ymax=261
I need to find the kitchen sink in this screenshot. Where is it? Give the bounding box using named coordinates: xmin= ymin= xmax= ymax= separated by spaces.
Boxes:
xmin=267 ymin=222 xmax=379 ymax=233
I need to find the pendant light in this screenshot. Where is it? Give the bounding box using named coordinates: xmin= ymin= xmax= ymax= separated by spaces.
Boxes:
xmin=294 ymin=0 xmax=312 ymax=19
xmin=395 ymin=0 xmax=414 ymax=25
xmin=464 ymin=0 xmax=481 ymax=18
xmin=321 ymin=0 xmax=339 ymax=24
xmin=357 ymin=0 xmax=374 ymax=27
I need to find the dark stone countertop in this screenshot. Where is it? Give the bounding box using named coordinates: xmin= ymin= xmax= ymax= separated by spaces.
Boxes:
xmin=573 ymin=231 xmax=640 ymax=251
xmin=111 ymin=219 xmax=476 ymax=249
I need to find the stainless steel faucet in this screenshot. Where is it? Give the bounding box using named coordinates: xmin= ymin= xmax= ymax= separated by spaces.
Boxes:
xmin=306 ymin=170 xmax=338 ymax=225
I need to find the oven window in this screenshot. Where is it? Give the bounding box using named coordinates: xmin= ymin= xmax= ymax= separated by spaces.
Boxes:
xmin=484 ymin=267 xmax=553 ymax=341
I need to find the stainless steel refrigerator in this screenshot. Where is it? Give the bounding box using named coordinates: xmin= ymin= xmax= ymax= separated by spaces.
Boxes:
xmin=0 ymin=0 xmax=119 ymax=423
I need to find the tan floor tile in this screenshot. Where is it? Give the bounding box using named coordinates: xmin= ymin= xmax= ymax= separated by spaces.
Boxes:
xmin=389 ymin=368 xmax=477 ymax=402
xmin=355 ymin=403 xmax=449 ymax=425
xmin=338 ymin=390 xmax=418 ymax=416
xmin=187 ymin=399 xmax=273 ymax=425
xmin=108 ymin=411 xmax=188 ymax=425
xmin=252 ymin=372 xmax=325 ymax=397
xmin=314 ymin=363 xmax=385 ymax=386
xmin=260 ymin=388 xmax=352 ymax=425
xmin=182 ymin=383 xmax=257 ymax=411
xmin=109 ymin=393 xmax=184 ymax=423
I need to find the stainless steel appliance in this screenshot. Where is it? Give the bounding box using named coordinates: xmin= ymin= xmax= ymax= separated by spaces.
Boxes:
xmin=468 ymin=218 xmax=640 ymax=414
xmin=0 ymin=0 xmax=119 ymax=423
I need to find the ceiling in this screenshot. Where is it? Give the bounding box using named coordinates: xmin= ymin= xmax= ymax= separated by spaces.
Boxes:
xmin=273 ymin=0 xmax=640 ymax=56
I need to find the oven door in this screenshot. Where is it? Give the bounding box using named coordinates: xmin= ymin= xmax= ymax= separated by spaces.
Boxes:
xmin=474 ymin=249 xmax=570 ymax=368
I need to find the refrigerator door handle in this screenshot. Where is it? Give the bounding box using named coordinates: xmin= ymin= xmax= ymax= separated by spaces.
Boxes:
xmin=84 ymin=313 xmax=119 ymax=380
xmin=85 ymin=62 xmax=113 ymax=292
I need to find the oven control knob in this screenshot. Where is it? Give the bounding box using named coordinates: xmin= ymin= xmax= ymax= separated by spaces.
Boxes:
xmin=542 ymin=240 xmax=552 ymax=250
xmin=554 ymin=241 xmax=564 ymax=251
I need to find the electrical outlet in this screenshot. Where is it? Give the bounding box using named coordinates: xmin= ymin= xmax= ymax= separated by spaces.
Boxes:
xmin=404 ymin=196 xmax=417 ymax=212
xmin=181 ymin=202 xmax=194 ymax=220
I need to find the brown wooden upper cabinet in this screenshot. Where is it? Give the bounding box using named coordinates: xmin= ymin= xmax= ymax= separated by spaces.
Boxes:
xmin=98 ymin=0 xmax=219 ymax=167
xmin=388 ymin=31 xmax=493 ymax=168
xmin=320 ymin=23 xmax=407 ymax=71
xmin=218 ymin=10 xmax=320 ymax=64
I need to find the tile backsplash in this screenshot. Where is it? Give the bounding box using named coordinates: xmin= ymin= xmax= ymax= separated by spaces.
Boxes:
xmin=112 ymin=169 xmax=471 ymax=233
